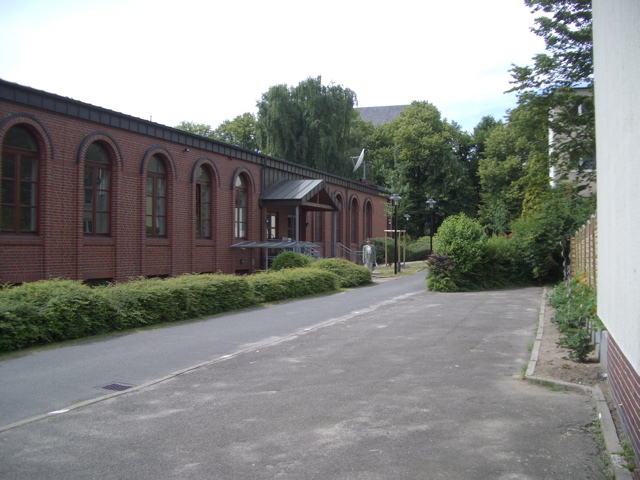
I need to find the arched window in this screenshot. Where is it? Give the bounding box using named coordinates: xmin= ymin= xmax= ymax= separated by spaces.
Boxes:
xmin=83 ymin=142 xmax=111 ymax=235
xmin=195 ymin=166 xmax=212 ymax=238
xmin=146 ymin=155 xmax=167 ymax=236
xmin=335 ymin=195 xmax=343 ymax=244
xmin=364 ymin=201 xmax=373 ymax=240
xmin=234 ymin=174 xmax=247 ymax=239
xmin=350 ymin=197 xmax=359 ymax=244
xmin=1 ymin=126 xmax=39 ymax=233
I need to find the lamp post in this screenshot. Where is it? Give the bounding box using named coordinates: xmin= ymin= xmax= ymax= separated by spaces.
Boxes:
xmin=426 ymin=198 xmax=436 ymax=254
xmin=403 ymin=214 xmax=411 ymax=267
xmin=390 ymin=194 xmax=402 ymax=274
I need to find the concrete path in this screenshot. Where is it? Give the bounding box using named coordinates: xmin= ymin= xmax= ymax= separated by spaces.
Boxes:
xmin=0 ymin=281 xmax=608 ymax=479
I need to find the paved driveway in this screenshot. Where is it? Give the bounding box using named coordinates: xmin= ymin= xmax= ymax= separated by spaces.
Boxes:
xmin=0 ymin=282 xmax=607 ymax=479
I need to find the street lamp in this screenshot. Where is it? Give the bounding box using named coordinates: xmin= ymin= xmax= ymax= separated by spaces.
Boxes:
xmin=390 ymin=194 xmax=402 ymax=274
xmin=403 ymin=214 xmax=411 ymax=267
xmin=426 ymin=198 xmax=436 ymax=254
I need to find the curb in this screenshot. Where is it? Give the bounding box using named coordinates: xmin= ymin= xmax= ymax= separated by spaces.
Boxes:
xmin=525 ymin=288 xmax=633 ymax=480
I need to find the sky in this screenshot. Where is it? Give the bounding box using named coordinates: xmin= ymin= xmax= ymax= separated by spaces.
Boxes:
xmin=0 ymin=0 xmax=546 ymax=134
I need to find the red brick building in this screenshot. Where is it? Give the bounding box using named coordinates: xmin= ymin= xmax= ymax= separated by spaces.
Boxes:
xmin=0 ymin=79 xmax=390 ymax=285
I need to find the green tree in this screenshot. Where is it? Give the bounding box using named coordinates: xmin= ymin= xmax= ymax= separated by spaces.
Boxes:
xmin=366 ymin=102 xmax=476 ymax=237
xmin=469 ymin=116 xmax=502 ymax=194
xmin=477 ymin=102 xmax=550 ymax=233
xmin=212 ymin=113 xmax=258 ymax=151
xmin=256 ymin=76 xmax=357 ymax=175
xmin=510 ymin=0 xmax=594 ymax=191
xmin=175 ymin=121 xmax=214 ymax=138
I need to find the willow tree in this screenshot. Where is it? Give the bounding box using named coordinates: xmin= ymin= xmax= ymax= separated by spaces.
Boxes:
xmin=256 ymin=76 xmax=357 ymax=175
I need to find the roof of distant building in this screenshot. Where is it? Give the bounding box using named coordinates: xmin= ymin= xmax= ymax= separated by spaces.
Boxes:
xmin=356 ymin=105 xmax=410 ymax=125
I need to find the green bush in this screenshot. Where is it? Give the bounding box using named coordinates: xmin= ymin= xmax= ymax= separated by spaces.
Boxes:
xmin=270 ymin=251 xmax=313 ymax=271
xmin=428 ymin=214 xmax=488 ymax=291
xmin=547 ymin=273 xmax=602 ymax=361
xmin=484 ymin=234 xmax=529 ymax=288
xmin=0 ymin=280 xmax=113 ymax=350
xmin=510 ymin=189 xmax=595 ymax=283
xmin=311 ymin=258 xmax=372 ymax=288
xmin=247 ymin=268 xmax=339 ymax=302
xmin=425 ymin=254 xmax=458 ymax=292
xmin=0 ymin=274 xmax=257 ymax=352
xmin=406 ymin=237 xmax=431 ymax=262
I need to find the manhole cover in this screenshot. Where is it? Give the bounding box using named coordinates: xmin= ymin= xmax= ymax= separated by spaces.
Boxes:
xmin=101 ymin=383 xmax=134 ymax=392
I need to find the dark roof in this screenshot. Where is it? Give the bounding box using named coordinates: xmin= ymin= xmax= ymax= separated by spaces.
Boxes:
xmin=0 ymin=78 xmax=389 ymax=197
xmin=260 ymin=179 xmax=338 ymax=211
xmin=356 ymin=105 xmax=410 ymax=125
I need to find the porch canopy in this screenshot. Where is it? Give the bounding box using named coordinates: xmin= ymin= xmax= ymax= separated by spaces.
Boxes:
xmin=259 ymin=179 xmax=338 ymax=211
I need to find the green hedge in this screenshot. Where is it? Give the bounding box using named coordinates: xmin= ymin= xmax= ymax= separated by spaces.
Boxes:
xmin=311 ymin=258 xmax=372 ymax=288
xmin=248 ymin=268 xmax=339 ymax=302
xmin=0 ymin=267 xmax=352 ymax=352
xmin=270 ymin=251 xmax=313 ymax=271
xmin=426 ymin=215 xmax=531 ymax=292
xmin=0 ymin=280 xmax=111 ymax=350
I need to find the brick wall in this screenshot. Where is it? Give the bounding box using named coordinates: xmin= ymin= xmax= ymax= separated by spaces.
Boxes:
xmin=0 ymin=84 xmax=390 ymax=284
xmin=607 ymin=335 xmax=640 ymax=459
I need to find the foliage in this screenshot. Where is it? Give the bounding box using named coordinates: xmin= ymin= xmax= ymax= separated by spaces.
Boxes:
xmin=0 ymin=267 xmax=348 ymax=352
xmin=211 ymin=112 xmax=258 ymax=151
xmin=369 ymin=102 xmax=477 ymax=237
xmin=270 ymin=251 xmax=313 ymax=271
xmin=311 ymin=258 xmax=371 ymax=288
xmin=247 ymin=268 xmax=339 ymax=302
xmin=547 ymin=272 xmax=601 ymax=361
xmin=0 ymin=280 xmax=111 ymax=351
xmin=510 ymin=187 xmax=595 ymax=282
xmin=174 ymin=121 xmax=214 ymax=138
xmin=405 ymin=241 xmax=431 ymax=262
xmin=477 ymin=102 xmax=551 ymax=233
xmin=256 ymin=76 xmax=357 ymax=176
xmin=425 ymin=217 xmax=537 ymax=292
xmin=468 ymin=115 xmax=503 ymax=195
xmin=425 ymin=254 xmax=458 ymax=292
xmin=0 ymin=274 xmax=256 ymax=352
xmin=509 ymin=0 xmax=595 ymax=191
xmin=432 ymin=214 xmax=488 ymax=287
xmin=484 ymin=234 xmax=529 ymax=287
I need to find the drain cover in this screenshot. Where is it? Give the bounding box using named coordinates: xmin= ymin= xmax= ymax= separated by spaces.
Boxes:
xmin=102 ymin=383 xmax=134 ymax=392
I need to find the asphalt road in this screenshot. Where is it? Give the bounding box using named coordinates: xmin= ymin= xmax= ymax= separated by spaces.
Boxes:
xmin=0 ymin=272 xmax=426 ymax=429
xmin=0 ymin=273 xmax=607 ymax=479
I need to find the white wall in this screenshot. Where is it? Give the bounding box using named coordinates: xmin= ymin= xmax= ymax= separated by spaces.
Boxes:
xmin=594 ymin=0 xmax=640 ymax=371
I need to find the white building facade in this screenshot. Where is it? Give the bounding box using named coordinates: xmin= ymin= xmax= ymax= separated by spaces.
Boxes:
xmin=594 ymin=0 xmax=640 ymax=459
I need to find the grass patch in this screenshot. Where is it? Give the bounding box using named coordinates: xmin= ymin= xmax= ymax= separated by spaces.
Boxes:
xmin=374 ymin=261 xmax=428 ymax=279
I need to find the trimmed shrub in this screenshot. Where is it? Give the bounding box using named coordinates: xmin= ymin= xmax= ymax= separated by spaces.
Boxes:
xmin=0 ymin=279 xmax=113 ymax=350
xmin=311 ymin=258 xmax=372 ymax=288
xmin=0 ymin=274 xmax=257 ymax=352
xmin=270 ymin=251 xmax=313 ymax=271
xmin=247 ymin=268 xmax=339 ymax=302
